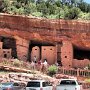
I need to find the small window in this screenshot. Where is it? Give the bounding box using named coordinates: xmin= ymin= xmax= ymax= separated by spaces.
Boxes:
xmin=44 ymin=48 xmax=46 ymax=50
xmin=42 ymin=82 xmax=48 ymax=87
xmin=35 ymin=49 xmax=37 ymax=50
xmin=60 ymin=80 xmax=76 ymax=85
xmin=50 ymin=48 xmax=52 ymax=50
xmin=4 ymin=54 xmax=7 ymax=58
xmin=65 ymin=56 xmax=67 ymax=58
xmin=26 ymin=82 xmax=40 ymax=87
xmin=8 ymin=51 xmax=10 ymax=53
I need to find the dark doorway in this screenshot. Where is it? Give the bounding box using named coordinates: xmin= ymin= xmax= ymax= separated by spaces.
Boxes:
xmin=4 ymin=54 xmax=7 ymax=58
xmin=57 ymin=43 xmax=62 ymax=66
xmin=73 ymin=46 xmax=90 ymax=60
xmin=57 ymin=52 xmax=61 ymax=65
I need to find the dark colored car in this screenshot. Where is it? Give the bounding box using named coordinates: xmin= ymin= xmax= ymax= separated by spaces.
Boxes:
xmin=0 ymin=82 xmax=25 ymax=90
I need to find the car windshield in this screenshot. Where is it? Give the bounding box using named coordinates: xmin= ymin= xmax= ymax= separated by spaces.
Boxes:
xmin=2 ymin=83 xmax=13 ymax=86
xmin=27 ymin=82 xmax=40 ymax=87
xmin=60 ymin=80 xmax=76 ymax=85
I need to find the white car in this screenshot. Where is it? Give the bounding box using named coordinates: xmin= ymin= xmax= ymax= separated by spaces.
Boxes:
xmin=26 ymin=80 xmax=52 ymax=90
xmin=56 ymin=79 xmax=82 ymax=90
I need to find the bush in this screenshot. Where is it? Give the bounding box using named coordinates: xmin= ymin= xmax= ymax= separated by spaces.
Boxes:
xmin=2 ymin=59 xmax=9 ymax=65
xmin=48 ymin=65 xmax=58 ymax=76
xmin=13 ymin=59 xmax=21 ymax=67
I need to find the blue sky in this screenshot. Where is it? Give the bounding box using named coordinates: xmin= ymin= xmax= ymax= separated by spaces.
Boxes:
xmin=84 ymin=0 xmax=90 ymax=3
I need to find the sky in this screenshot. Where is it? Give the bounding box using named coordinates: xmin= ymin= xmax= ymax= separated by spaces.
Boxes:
xmin=84 ymin=0 xmax=90 ymax=3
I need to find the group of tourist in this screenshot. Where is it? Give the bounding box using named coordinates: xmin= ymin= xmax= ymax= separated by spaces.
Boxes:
xmin=30 ymin=56 xmax=48 ymax=73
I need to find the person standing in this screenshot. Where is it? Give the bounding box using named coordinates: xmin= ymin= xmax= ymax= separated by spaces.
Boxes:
xmin=43 ymin=59 xmax=48 ymax=73
xmin=34 ymin=56 xmax=37 ymax=70
xmin=34 ymin=56 xmax=37 ymax=63
xmin=31 ymin=60 xmax=35 ymax=70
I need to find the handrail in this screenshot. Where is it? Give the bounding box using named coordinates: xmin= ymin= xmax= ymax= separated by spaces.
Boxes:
xmin=58 ymin=67 xmax=90 ymax=77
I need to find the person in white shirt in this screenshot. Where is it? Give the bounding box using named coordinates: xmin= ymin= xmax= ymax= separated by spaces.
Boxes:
xmin=31 ymin=60 xmax=35 ymax=70
xmin=43 ymin=59 xmax=48 ymax=73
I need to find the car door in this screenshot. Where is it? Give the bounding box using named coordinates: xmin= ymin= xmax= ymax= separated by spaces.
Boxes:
xmin=42 ymin=82 xmax=49 ymax=90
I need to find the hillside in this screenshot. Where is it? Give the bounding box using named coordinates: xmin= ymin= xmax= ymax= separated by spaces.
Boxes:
xmin=0 ymin=0 xmax=90 ymax=20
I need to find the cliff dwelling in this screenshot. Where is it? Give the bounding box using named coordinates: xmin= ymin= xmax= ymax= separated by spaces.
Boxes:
xmin=0 ymin=41 xmax=11 ymax=59
xmin=0 ymin=14 xmax=90 ymax=68
xmin=28 ymin=40 xmax=55 ymax=65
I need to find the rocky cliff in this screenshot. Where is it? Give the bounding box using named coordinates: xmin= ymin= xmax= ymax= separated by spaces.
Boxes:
xmin=0 ymin=14 xmax=90 ymax=50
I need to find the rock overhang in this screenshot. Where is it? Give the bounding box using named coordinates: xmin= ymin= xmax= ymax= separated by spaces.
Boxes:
xmin=0 ymin=14 xmax=90 ymax=50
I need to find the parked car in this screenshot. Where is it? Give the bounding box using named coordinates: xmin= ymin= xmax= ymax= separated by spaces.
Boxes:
xmin=0 ymin=82 xmax=25 ymax=90
xmin=26 ymin=80 xmax=53 ymax=90
xmin=56 ymin=79 xmax=82 ymax=90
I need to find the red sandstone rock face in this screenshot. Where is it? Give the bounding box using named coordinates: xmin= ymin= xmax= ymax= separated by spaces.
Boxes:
xmin=0 ymin=14 xmax=90 ymax=50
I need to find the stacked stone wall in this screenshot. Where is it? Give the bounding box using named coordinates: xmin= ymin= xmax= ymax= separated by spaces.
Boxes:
xmin=61 ymin=41 xmax=73 ymax=67
xmin=73 ymin=59 xmax=90 ymax=68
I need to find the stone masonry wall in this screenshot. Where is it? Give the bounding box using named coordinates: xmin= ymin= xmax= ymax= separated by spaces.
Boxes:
xmin=31 ymin=46 xmax=40 ymax=62
xmin=41 ymin=46 xmax=56 ymax=65
xmin=15 ymin=36 xmax=29 ymax=61
xmin=61 ymin=41 xmax=73 ymax=67
xmin=73 ymin=59 xmax=90 ymax=68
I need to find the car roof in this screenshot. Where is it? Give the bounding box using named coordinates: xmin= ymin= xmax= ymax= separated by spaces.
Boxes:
xmin=2 ymin=82 xmax=13 ymax=84
xmin=28 ymin=80 xmax=47 ymax=82
xmin=1 ymin=82 xmax=19 ymax=84
xmin=60 ymin=79 xmax=77 ymax=80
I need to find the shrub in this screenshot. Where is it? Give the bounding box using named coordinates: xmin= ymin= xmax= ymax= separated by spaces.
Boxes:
xmin=48 ymin=65 xmax=58 ymax=76
xmin=13 ymin=59 xmax=21 ymax=67
xmin=2 ymin=59 xmax=9 ymax=65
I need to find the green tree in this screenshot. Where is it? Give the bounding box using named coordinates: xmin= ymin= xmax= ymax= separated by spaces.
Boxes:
xmin=56 ymin=7 xmax=65 ymax=19
xmin=55 ymin=0 xmax=62 ymax=7
xmin=78 ymin=1 xmax=89 ymax=12
xmin=64 ymin=7 xmax=80 ymax=19
xmin=1 ymin=0 xmax=11 ymax=12
xmin=0 ymin=0 xmax=4 ymax=12
xmin=17 ymin=0 xmax=32 ymax=5
xmin=37 ymin=2 xmax=48 ymax=17
xmin=36 ymin=0 xmax=45 ymax=4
